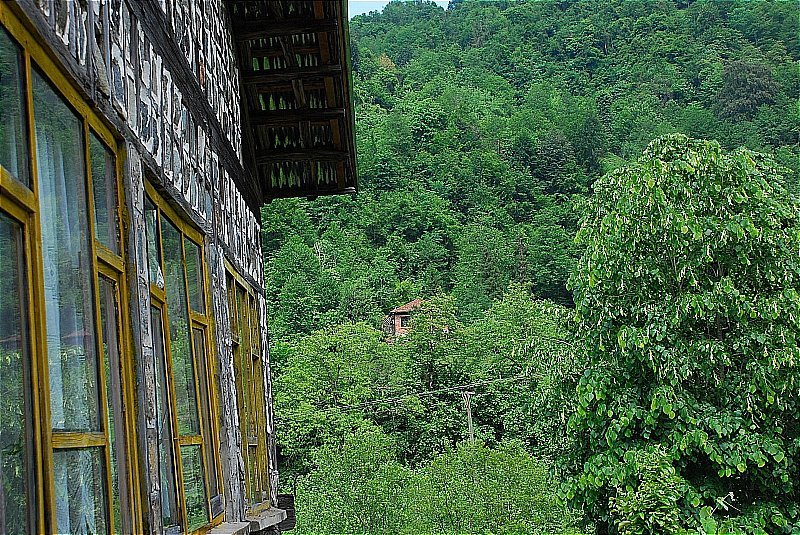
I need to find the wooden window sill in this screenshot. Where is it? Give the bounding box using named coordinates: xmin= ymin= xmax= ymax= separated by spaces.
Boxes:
xmin=207 ymin=521 xmax=251 ymax=535
xmin=247 ymin=507 xmax=287 ymax=532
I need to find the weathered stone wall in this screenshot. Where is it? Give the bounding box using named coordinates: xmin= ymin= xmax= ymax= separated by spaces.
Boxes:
xmin=16 ymin=0 xmax=277 ymax=530
xmin=23 ymin=0 xmax=261 ymax=281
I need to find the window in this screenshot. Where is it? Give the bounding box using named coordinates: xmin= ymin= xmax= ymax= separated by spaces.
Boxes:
xmin=1 ymin=6 xmax=141 ymax=533
xmin=400 ymin=315 xmax=410 ymax=328
xmin=0 ymin=207 xmax=36 ymax=534
xmin=145 ymin=184 xmax=223 ymax=533
xmin=0 ymin=27 xmax=29 ymax=187
xmin=0 ymin=24 xmax=37 ymax=535
xmin=226 ymin=269 xmax=271 ymax=513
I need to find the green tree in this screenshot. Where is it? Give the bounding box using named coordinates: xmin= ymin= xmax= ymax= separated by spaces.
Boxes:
xmin=717 ymin=61 xmax=779 ymax=120
xmin=294 ymin=431 xmax=584 ymax=535
xmin=566 ymin=134 xmax=800 ymax=532
xmin=452 ymin=224 xmax=515 ymax=320
xmin=272 ymin=323 xmax=404 ymax=474
xmin=459 ymin=285 xmax=580 ymax=460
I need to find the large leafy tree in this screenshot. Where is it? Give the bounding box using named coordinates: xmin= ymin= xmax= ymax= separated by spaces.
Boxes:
xmin=566 ymin=134 xmax=800 ymax=532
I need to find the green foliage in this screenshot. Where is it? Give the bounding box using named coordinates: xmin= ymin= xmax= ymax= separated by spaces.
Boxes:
xmin=264 ymin=2 xmax=800 ymax=533
xmin=274 ymin=288 xmax=580 ymax=471
xmin=717 ymin=61 xmax=779 ymax=119
xmin=0 ymin=348 xmax=28 ymax=532
xmin=294 ymin=430 xmax=584 ymax=535
xmin=264 ymin=0 xmax=797 ymax=330
xmin=459 ymin=285 xmax=581 ymax=460
xmin=609 ymin=447 xmax=688 ymax=534
xmin=566 ymin=134 xmax=800 ymax=532
xmin=273 ymin=323 xmax=402 ymax=473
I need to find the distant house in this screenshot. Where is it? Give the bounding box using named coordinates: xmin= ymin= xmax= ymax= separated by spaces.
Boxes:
xmin=383 ymin=298 xmax=422 ymax=336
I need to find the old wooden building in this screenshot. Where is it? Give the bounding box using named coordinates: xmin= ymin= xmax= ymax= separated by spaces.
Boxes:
xmin=0 ymin=0 xmax=356 ymax=533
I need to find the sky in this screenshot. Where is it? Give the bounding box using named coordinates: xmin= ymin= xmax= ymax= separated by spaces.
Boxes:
xmin=348 ymin=0 xmax=450 ymax=18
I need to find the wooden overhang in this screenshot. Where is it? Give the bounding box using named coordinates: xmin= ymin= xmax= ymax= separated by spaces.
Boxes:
xmin=228 ymin=0 xmax=358 ymax=202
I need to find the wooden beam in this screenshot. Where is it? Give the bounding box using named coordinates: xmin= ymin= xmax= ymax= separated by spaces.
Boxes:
xmin=233 ymin=19 xmax=338 ymax=41
xmin=248 ymin=107 xmax=346 ymax=126
xmin=262 ymin=185 xmax=357 ymax=199
xmin=243 ymin=65 xmax=342 ymax=84
xmin=250 ymin=45 xmax=321 ymax=58
xmin=256 ymin=149 xmax=349 ymax=163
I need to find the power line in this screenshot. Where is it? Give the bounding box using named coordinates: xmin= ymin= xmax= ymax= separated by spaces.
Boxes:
xmin=317 ymin=373 xmax=536 ymax=413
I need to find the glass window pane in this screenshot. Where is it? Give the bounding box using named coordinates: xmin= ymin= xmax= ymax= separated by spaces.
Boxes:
xmin=53 ymin=448 xmax=108 ymax=535
xmin=250 ymin=298 xmax=260 ymax=355
xmin=238 ymin=288 xmax=250 ymax=353
xmin=248 ymin=445 xmax=260 ymax=506
xmin=99 ymin=278 xmax=129 ymax=535
xmin=90 ymin=133 xmax=119 ymax=254
xmin=162 ymin=216 xmax=200 ymax=436
xmin=33 ymin=69 xmax=101 ymax=433
xmin=0 ymin=28 xmax=30 ymax=187
xmin=227 ymin=278 xmax=238 ymax=336
xmin=192 ymin=329 xmax=221 ymax=515
xmin=144 ymin=198 xmax=163 ymax=288
xmin=151 ymin=307 xmax=181 ymax=531
xmin=180 ymin=445 xmax=208 ymax=532
xmin=184 ymin=237 xmax=204 ymax=313
xmin=0 ymin=212 xmax=35 ymax=533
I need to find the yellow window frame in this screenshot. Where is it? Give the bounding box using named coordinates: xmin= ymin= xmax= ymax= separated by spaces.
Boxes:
xmin=225 ymin=263 xmax=271 ymax=514
xmin=0 ymin=193 xmax=46 ymax=535
xmin=0 ymin=3 xmax=143 ymax=534
xmin=145 ymin=182 xmax=225 ymax=533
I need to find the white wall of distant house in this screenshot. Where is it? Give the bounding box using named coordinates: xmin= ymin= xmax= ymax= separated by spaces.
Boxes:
xmin=349 ymin=0 xmax=450 ymax=18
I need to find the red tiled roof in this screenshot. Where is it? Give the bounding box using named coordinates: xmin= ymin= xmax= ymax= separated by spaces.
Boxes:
xmin=389 ymin=298 xmax=422 ymax=314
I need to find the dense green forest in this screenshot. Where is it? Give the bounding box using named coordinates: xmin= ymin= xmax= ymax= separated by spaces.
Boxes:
xmin=261 ymin=1 xmax=799 ymax=533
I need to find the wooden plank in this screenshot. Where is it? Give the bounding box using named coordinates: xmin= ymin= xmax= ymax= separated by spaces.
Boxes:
xmin=250 ymin=44 xmax=320 ymax=58
xmin=233 ymin=19 xmax=337 ymax=41
xmin=242 ymin=64 xmax=342 ymax=84
xmin=51 ymin=432 xmax=107 ymax=449
xmin=248 ymin=107 xmax=345 ymax=126
xmin=263 ymin=185 xmax=356 ymax=199
xmin=256 ymin=149 xmax=348 ymax=164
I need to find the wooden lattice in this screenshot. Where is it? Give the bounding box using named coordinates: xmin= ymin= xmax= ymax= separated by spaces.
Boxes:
xmin=228 ymin=0 xmax=357 ymax=201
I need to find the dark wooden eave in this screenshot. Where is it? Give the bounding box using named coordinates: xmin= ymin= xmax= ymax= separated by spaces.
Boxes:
xmin=228 ymin=0 xmax=358 ymax=202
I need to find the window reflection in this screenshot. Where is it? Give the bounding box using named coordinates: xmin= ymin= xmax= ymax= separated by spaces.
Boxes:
xmin=0 ymin=28 xmax=29 ymax=187
xmin=193 ymin=328 xmax=222 ymax=516
xmin=144 ymin=198 xmax=163 ymax=289
xmin=151 ymin=307 xmax=181 ymax=532
xmin=33 ymin=69 xmax=101 ymax=433
xmin=53 ymin=448 xmax=108 ymax=535
xmin=161 ymin=216 xmax=200 ymax=436
xmin=90 ymin=134 xmax=119 ymax=254
xmin=184 ymin=237 xmax=205 ymax=313
xmin=180 ymin=445 xmax=208 ymax=532
xmin=98 ymin=278 xmax=127 ymax=535
xmin=0 ymin=212 xmax=34 ymax=534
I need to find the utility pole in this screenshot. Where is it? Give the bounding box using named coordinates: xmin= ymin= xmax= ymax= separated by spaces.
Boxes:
xmin=461 ymin=390 xmax=475 ymax=443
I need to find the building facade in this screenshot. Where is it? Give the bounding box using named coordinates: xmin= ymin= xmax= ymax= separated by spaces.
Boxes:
xmin=382 ymin=299 xmax=422 ymax=337
xmin=0 ymin=0 xmax=356 ymax=533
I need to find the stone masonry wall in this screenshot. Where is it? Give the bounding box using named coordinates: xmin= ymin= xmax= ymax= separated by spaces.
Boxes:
xmin=25 ymin=0 xmax=261 ymax=283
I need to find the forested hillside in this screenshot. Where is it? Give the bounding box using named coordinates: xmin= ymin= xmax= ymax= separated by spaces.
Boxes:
xmin=261 ymin=1 xmax=799 ymax=533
